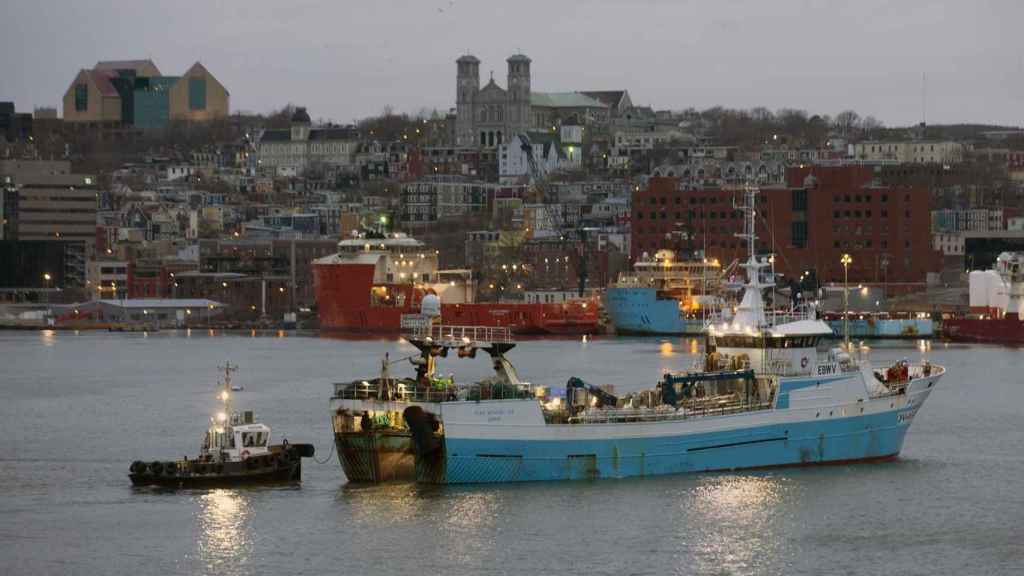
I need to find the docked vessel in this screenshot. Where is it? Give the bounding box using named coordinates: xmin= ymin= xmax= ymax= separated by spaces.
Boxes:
xmin=943 ymin=253 xmax=1024 ymax=343
xmin=330 ymin=188 xmax=945 ymax=484
xmin=313 ymin=234 xmax=599 ymax=334
xmin=604 ymin=250 xmax=727 ymax=335
xmin=129 ymin=363 xmax=314 ymax=488
xmin=822 ymin=312 xmax=934 ymax=339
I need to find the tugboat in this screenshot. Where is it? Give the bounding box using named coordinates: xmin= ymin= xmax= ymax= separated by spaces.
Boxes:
xmin=129 ymin=363 xmax=314 ymax=487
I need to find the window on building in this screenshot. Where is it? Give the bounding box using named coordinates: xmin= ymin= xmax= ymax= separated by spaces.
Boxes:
xmin=791 ymin=221 xmax=808 ymax=248
xmin=189 ymin=78 xmax=207 ymax=110
xmin=74 ymin=84 xmax=88 ymax=111
xmin=792 ymin=188 xmax=808 ymax=211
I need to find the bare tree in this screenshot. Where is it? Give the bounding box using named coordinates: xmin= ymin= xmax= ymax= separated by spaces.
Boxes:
xmin=834 ymin=110 xmax=861 ymax=136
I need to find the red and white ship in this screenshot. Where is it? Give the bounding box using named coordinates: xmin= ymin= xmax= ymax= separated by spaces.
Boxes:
xmin=312 ymin=234 xmax=599 ymax=334
xmin=943 ymin=252 xmax=1024 ymax=343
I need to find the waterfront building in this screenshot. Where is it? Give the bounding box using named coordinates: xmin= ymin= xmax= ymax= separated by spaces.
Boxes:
xmin=64 ymin=298 xmax=225 ymax=326
xmin=632 ymin=165 xmax=940 ymax=287
xmin=62 ymin=60 xmax=229 ymax=128
xmin=0 ymin=163 xmax=97 ymax=288
xmin=86 ymin=259 xmax=129 ymax=300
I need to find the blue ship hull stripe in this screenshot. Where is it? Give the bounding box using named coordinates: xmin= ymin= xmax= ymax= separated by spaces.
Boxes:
xmin=686 ymin=435 xmax=788 ymax=452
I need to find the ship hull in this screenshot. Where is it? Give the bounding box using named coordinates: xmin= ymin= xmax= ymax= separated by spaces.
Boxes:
xmin=605 ymin=287 xmax=705 ymax=335
xmin=416 ymin=373 xmax=938 ymax=484
xmin=824 ymin=318 xmax=934 ymax=339
xmin=942 ymin=317 xmax=1024 ymax=343
xmin=129 ymin=452 xmax=305 ymax=488
xmin=314 ymin=262 xmax=599 ymax=334
xmin=334 ymin=430 xmax=417 ymax=483
xmin=437 ymin=409 xmax=911 ymax=484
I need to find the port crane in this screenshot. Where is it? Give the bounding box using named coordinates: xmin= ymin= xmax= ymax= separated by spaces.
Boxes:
xmin=518 ymin=133 xmax=589 ymax=297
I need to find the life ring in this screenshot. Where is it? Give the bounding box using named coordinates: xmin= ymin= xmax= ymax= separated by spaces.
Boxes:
xmin=800 ymin=357 xmax=809 ymax=369
xmin=240 ymin=450 xmax=250 ymax=461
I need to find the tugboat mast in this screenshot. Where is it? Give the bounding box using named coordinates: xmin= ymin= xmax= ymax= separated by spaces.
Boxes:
xmin=218 ymin=361 xmax=237 ymax=426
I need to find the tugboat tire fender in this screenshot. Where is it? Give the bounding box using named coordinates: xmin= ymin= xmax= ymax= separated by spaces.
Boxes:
xmin=130 ymin=461 xmax=147 ymax=474
xmin=150 ymin=461 xmax=164 ymax=475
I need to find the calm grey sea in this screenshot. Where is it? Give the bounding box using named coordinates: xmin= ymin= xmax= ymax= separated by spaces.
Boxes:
xmin=1 ymin=330 xmax=1021 ymax=576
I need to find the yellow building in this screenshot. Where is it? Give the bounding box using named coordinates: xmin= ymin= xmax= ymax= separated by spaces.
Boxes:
xmin=62 ymin=59 xmax=228 ymax=127
xmin=168 ymin=62 xmax=230 ymax=122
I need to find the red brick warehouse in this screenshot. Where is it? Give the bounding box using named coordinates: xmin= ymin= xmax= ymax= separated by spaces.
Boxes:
xmin=631 ymin=165 xmax=941 ymax=289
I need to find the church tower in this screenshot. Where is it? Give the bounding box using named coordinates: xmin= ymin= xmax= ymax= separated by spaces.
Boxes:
xmin=455 ymin=54 xmax=480 ymax=147
xmin=506 ymin=54 xmax=531 ymax=136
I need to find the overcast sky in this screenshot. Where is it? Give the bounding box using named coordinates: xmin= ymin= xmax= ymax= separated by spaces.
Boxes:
xmin=3 ymin=0 xmax=1022 ymax=127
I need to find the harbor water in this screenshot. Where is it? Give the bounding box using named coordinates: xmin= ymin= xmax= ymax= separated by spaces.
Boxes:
xmin=1 ymin=330 xmax=1022 ymax=576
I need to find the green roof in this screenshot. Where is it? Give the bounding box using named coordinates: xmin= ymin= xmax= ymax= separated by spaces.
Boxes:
xmin=530 ymin=92 xmax=608 ymax=109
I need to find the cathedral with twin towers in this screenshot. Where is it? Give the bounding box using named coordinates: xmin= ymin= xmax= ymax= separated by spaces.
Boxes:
xmin=453 ymin=53 xmax=630 ymax=149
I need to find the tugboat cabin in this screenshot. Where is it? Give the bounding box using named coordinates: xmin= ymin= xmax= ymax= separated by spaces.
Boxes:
xmin=203 ymin=415 xmax=272 ymax=462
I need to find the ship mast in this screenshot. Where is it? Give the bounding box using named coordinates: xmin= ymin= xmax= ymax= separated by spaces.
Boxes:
xmin=731 ymin=185 xmax=772 ymax=330
xmin=218 ymin=361 xmax=237 ymax=426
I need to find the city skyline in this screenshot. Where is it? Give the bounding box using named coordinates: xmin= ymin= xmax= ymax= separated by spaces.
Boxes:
xmin=3 ymin=0 xmax=1023 ymax=127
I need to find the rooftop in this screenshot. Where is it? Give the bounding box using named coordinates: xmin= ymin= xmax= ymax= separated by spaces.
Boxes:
xmin=96 ymin=298 xmax=224 ymax=309
xmin=530 ymin=92 xmax=608 ymax=109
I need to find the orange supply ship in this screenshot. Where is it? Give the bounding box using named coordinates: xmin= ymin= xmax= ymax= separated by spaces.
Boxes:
xmin=313 ymin=234 xmax=599 ymax=334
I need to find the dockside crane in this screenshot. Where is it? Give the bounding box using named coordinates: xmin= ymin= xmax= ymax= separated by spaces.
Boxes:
xmin=518 ymin=133 xmax=589 ymax=297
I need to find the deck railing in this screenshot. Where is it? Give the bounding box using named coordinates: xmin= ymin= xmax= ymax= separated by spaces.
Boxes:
xmin=332 ymin=380 xmax=455 ymax=403
xmin=564 ymin=399 xmax=774 ymax=424
xmin=400 ymin=318 xmax=513 ymax=345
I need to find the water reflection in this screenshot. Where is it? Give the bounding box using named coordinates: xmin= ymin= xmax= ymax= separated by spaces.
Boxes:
xmin=678 ymin=475 xmax=792 ymax=574
xmin=659 ymin=341 xmax=674 ymax=357
xmin=339 ymin=482 xmax=442 ymax=524
xmin=40 ymin=329 xmax=56 ymax=347
xmin=196 ymin=489 xmax=253 ymax=575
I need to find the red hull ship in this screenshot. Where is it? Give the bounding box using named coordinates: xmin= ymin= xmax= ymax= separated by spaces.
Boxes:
xmin=313 ymin=235 xmax=599 ymax=335
xmin=943 ymin=315 xmax=1024 ymax=344
xmin=943 ymin=252 xmax=1024 ymax=344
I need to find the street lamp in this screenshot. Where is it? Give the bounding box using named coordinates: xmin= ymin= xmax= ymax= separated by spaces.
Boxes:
xmin=840 ymin=253 xmax=852 ymax=348
xmin=42 ymin=273 xmax=51 ymax=303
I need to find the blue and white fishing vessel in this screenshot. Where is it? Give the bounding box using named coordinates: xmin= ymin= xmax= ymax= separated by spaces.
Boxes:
xmin=331 ymin=187 xmax=944 ymax=484
xmin=604 ymin=250 xmax=726 ymax=335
